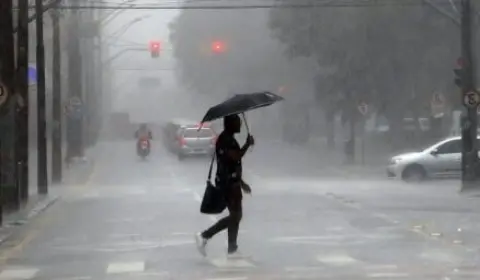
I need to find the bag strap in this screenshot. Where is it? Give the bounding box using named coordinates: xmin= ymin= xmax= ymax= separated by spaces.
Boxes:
xmin=207 ymin=152 xmax=215 ymax=181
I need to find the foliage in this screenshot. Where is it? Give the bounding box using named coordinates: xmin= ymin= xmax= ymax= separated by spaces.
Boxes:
xmin=268 ymin=2 xmax=459 ymax=122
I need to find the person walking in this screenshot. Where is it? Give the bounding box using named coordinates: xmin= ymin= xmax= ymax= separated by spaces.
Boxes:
xmin=195 ymin=114 xmax=254 ymax=257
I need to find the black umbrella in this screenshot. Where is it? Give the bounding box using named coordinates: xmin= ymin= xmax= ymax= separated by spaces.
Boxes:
xmin=200 ymin=91 xmax=284 ymax=133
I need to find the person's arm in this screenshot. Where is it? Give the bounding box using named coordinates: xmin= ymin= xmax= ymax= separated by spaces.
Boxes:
xmin=227 ymin=142 xmax=251 ymax=161
xmin=227 ymin=135 xmax=254 ymax=161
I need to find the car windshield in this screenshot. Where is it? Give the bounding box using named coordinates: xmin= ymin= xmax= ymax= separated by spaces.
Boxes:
xmin=182 ymin=128 xmax=214 ymax=138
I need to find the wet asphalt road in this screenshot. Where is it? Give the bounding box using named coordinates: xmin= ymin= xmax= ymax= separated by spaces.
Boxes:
xmin=0 ymin=139 xmax=479 ymax=280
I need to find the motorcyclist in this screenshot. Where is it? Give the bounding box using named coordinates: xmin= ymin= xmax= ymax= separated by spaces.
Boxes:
xmin=135 ymin=123 xmax=153 ymax=153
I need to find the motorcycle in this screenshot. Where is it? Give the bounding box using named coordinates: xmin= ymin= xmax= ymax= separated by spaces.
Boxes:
xmin=137 ymin=138 xmax=151 ymax=159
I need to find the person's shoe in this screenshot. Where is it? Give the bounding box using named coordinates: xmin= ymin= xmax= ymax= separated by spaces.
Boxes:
xmin=195 ymin=232 xmax=208 ymax=257
xmin=227 ymin=245 xmax=242 ymax=259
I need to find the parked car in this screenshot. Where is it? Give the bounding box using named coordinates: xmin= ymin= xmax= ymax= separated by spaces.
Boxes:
xmin=163 ymin=119 xmax=217 ymax=160
xmin=387 ymin=136 xmax=476 ymax=181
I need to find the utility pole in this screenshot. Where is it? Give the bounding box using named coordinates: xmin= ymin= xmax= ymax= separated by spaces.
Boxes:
xmin=66 ymin=0 xmax=84 ymax=163
xmin=16 ymin=0 xmax=30 ymax=201
xmin=0 ymin=0 xmax=15 ymax=218
xmin=459 ymin=0 xmax=478 ymax=190
xmin=51 ymin=0 xmax=62 ymax=184
xmin=36 ymin=0 xmax=48 ymax=194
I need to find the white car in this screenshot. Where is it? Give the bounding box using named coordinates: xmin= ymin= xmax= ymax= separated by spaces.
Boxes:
xmin=387 ymin=136 xmax=470 ymax=181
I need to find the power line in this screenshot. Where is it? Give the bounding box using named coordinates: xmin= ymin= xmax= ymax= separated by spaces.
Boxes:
xmin=19 ymin=1 xmax=459 ymax=10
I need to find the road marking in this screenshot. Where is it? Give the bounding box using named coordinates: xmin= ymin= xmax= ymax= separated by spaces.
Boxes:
xmin=51 ymin=277 xmax=92 ymax=280
xmin=367 ymin=272 xmax=409 ymax=278
xmin=210 ymin=258 xmax=255 ymax=268
xmin=316 ymin=253 xmax=359 ymax=266
xmin=0 ymin=267 xmax=39 ymax=279
xmin=205 ymin=277 xmax=247 ymax=280
xmin=0 ymin=229 xmax=39 ymax=263
xmin=285 ymin=266 xmax=325 ymax=272
xmin=106 ymin=262 xmax=145 ymax=274
xmin=0 ymin=152 xmax=99 ymax=263
xmin=160 ymin=239 xmax=194 ymax=247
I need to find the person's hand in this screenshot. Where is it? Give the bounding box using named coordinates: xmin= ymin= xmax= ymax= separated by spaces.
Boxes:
xmin=246 ymin=134 xmax=255 ymax=146
xmin=241 ymin=182 xmax=252 ymax=194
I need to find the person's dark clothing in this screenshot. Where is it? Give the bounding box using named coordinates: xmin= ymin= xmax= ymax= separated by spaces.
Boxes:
xmin=201 ymin=185 xmax=242 ymax=252
xmin=135 ymin=129 xmax=152 ymax=139
xmin=215 ymin=131 xmax=242 ymax=188
xmin=135 ymin=129 xmax=152 ymax=153
xmin=202 ymin=130 xmax=243 ymax=252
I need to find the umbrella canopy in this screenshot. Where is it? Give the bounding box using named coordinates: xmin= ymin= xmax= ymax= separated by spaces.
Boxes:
xmin=200 ymin=91 xmax=284 ymax=124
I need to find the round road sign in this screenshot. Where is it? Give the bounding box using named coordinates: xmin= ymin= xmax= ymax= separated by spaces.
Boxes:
xmin=358 ymin=102 xmax=368 ymax=116
xmin=463 ymin=91 xmax=480 ymax=108
xmin=0 ymin=83 xmax=9 ymax=107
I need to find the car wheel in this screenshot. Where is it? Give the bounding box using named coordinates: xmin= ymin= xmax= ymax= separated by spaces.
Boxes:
xmin=402 ymin=164 xmax=426 ymax=182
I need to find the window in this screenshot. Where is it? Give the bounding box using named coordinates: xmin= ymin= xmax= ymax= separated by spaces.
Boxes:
xmin=182 ymin=128 xmax=214 ymax=138
xmin=437 ymin=139 xmax=462 ymax=154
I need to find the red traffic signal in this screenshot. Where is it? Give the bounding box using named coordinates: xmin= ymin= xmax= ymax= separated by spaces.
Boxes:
xmin=211 ymin=40 xmax=226 ymax=53
xmin=149 ymin=41 xmax=161 ymax=58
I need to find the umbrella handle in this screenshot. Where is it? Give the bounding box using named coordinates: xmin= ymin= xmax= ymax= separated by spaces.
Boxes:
xmin=241 ymin=113 xmax=250 ymax=135
xmin=241 ymin=113 xmax=254 ymax=150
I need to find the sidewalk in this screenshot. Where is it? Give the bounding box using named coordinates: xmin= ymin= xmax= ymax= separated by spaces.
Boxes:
xmin=0 ymin=144 xmax=101 ymax=243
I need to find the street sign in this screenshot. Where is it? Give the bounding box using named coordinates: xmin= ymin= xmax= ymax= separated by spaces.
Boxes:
xmin=463 ymin=91 xmax=480 ymax=108
xmin=358 ymin=102 xmax=368 ymax=116
xmin=0 ymin=82 xmax=9 ymax=107
xmin=66 ymin=96 xmax=84 ymax=120
xmin=28 ymin=64 xmax=37 ymax=85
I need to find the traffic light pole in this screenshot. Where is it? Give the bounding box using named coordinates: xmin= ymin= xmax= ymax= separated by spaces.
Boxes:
xmin=460 ymin=0 xmax=478 ymax=189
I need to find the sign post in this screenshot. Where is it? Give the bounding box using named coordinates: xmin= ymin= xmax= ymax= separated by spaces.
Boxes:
xmin=358 ymin=102 xmax=369 ymax=165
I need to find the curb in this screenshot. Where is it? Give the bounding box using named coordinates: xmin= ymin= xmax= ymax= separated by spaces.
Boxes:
xmin=0 ymin=194 xmax=61 ymax=245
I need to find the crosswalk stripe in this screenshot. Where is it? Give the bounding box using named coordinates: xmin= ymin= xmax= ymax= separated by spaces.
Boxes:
xmin=0 ymin=267 xmax=39 ymax=279
xmin=204 ymin=277 xmax=248 ymax=280
xmin=210 ymin=258 xmax=255 ymax=268
xmin=316 ymin=253 xmax=359 ymax=266
xmin=106 ymin=261 xmax=145 ymax=274
xmin=367 ymin=272 xmax=409 ymax=278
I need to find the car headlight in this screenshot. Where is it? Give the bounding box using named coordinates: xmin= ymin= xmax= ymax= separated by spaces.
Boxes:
xmin=389 ymin=158 xmax=401 ymax=165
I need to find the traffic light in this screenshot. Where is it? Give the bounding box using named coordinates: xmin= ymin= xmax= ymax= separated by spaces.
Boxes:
xmin=454 ymin=67 xmax=464 ymax=88
xmin=149 ymin=41 xmax=161 ymax=58
xmin=211 ymin=40 xmax=226 ymax=53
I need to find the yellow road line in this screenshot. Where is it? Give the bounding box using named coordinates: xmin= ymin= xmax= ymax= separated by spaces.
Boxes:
xmin=0 ymin=155 xmax=102 ymax=264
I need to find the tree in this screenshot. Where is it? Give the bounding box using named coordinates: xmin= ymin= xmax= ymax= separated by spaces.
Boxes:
xmin=269 ymin=2 xmax=458 ymax=143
